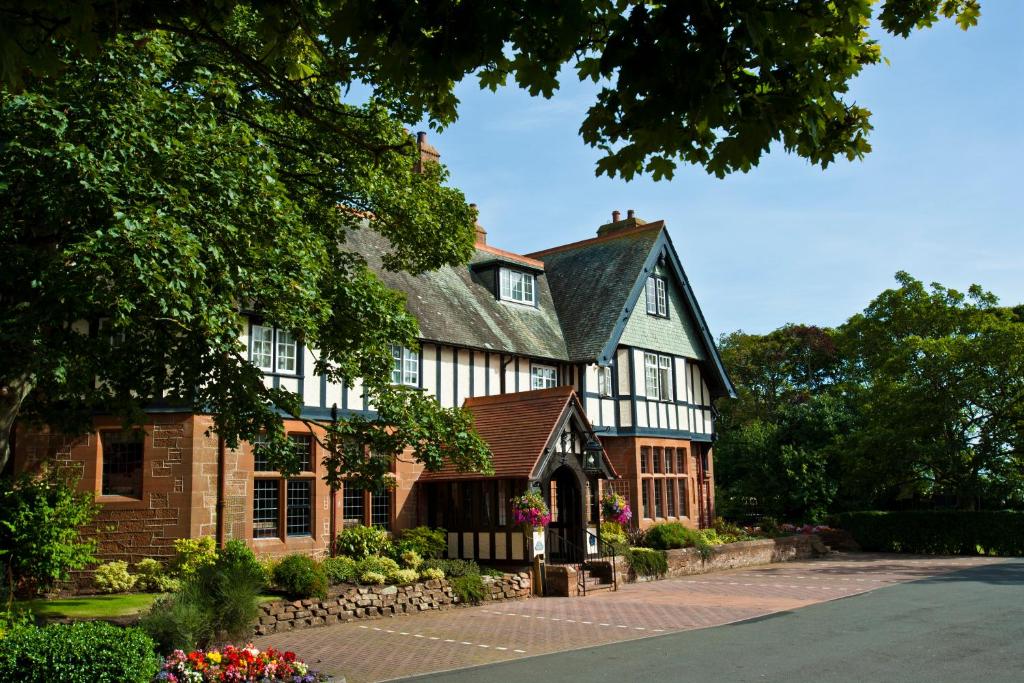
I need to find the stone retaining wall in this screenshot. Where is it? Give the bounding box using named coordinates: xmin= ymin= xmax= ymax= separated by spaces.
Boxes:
xmin=255 ymin=572 xmax=531 ymax=635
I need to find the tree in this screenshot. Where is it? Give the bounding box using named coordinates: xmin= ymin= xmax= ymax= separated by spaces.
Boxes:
xmin=0 ymin=471 xmax=99 ymax=603
xmin=1 ymin=1 xmax=980 ymax=179
xmin=0 ymin=28 xmax=491 ymax=482
xmin=837 ymin=272 xmax=1024 ymax=510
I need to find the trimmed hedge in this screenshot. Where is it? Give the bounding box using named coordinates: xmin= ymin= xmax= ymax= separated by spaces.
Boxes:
xmin=0 ymin=621 xmax=159 ymax=683
xmin=626 ymin=547 xmax=668 ymax=578
xmin=831 ymin=511 xmax=1024 ymax=556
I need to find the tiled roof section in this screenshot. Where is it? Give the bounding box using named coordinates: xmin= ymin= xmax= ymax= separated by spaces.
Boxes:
xmin=528 ymin=224 xmax=664 ymax=362
xmin=344 ymin=227 xmax=568 ymax=360
xmin=420 ymin=386 xmax=576 ymax=481
xmin=475 ymin=243 xmax=545 ymax=270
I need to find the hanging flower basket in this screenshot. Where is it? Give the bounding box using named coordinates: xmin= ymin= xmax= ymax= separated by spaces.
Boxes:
xmin=511 ymin=490 xmax=551 ymax=530
xmin=601 ymin=491 xmax=632 ymax=525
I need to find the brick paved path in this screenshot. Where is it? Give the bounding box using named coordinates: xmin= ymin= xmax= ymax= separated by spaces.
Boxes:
xmin=253 ymin=553 xmax=1004 ymax=682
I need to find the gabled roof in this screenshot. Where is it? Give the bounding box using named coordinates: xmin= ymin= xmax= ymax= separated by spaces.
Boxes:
xmin=529 ymin=222 xmax=736 ymax=399
xmin=420 ymin=386 xmax=617 ymax=481
xmin=345 ymin=227 xmax=568 ymax=360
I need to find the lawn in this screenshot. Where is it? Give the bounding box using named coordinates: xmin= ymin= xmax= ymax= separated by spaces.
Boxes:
xmin=17 ymin=592 xmax=283 ymax=620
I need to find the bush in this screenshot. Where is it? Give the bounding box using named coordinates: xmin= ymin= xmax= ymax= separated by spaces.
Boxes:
xmin=322 ymin=556 xmax=358 ymax=585
xmin=171 ymin=536 xmax=217 ymax=579
xmin=92 ymin=560 xmax=137 ymax=593
xmin=139 ymin=584 xmax=212 ymax=654
xmin=400 ymin=550 xmax=423 ymax=570
xmin=389 ymin=568 xmax=420 ymax=585
xmin=450 ymin=573 xmax=486 ymax=604
xmin=643 ymin=522 xmax=700 ymax=550
xmin=355 ymin=555 xmax=400 ymax=580
xmin=395 ymin=526 xmax=448 ymax=559
xmin=360 ymin=571 xmax=387 ymax=585
xmin=420 ymin=558 xmax=479 ymax=578
xmin=334 ymin=525 xmax=392 ymax=560
xmin=272 ymin=554 xmax=328 ymax=600
xmin=480 ymin=566 xmax=505 ymax=578
xmin=626 ymin=548 xmax=668 ymax=578
xmin=419 ymin=567 xmax=445 ymax=581
xmin=0 ymin=621 xmax=159 ymax=683
xmin=0 ymin=473 xmax=98 ymax=596
xmin=831 ymin=511 xmax=1024 ymax=556
xmin=134 ymin=558 xmax=180 ymax=593
xmin=600 ymin=521 xmax=628 ymax=547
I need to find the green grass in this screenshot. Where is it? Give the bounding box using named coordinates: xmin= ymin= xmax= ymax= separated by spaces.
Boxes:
xmin=17 ymin=592 xmax=283 ymax=621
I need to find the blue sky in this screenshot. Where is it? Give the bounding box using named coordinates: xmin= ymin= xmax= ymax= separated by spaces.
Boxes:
xmin=419 ymin=3 xmax=1022 ymax=336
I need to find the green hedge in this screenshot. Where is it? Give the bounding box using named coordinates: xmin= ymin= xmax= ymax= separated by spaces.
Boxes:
xmin=0 ymin=621 xmax=159 ymax=683
xmin=831 ymin=511 xmax=1024 ymax=556
xmin=626 ymin=548 xmax=668 ymax=578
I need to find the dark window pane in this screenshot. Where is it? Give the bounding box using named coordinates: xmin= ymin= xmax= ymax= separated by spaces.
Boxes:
xmin=654 ymin=480 xmax=663 ymax=518
xmin=640 ymin=447 xmax=650 ymax=474
xmin=677 ymin=449 xmax=686 ymax=474
xmin=286 ymin=480 xmax=312 ymax=536
xmin=101 ymin=430 xmax=144 ymax=497
xmin=641 ymin=479 xmax=650 ymax=519
xmin=289 ymin=434 xmax=314 ymax=471
xmin=343 ymin=484 xmax=364 ymax=526
xmin=667 ymin=479 xmax=676 ymax=517
xmin=252 ymin=434 xmax=271 ymax=472
xmin=371 ymin=489 xmax=391 ymax=530
xmin=653 ymin=447 xmax=662 ymax=474
xmin=253 ymin=480 xmax=279 ymax=538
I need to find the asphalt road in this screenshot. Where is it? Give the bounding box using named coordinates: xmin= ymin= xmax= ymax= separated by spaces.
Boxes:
xmin=404 ymin=559 xmax=1024 ymax=683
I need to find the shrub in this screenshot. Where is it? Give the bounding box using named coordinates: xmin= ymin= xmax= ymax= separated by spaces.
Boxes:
xmin=134 ymin=558 xmax=180 ymax=593
xmin=0 ymin=621 xmax=159 ymax=683
xmin=139 ymin=584 xmax=212 ymax=654
xmin=420 ymin=558 xmax=479 ymax=578
xmin=760 ymin=516 xmax=781 ymax=537
xmin=92 ymin=560 xmax=137 ymax=593
xmin=0 ymin=473 xmax=98 ymax=597
xmin=480 ymin=566 xmax=505 ymax=578
xmin=171 ymin=536 xmax=217 ymax=579
xmin=355 ymin=555 xmax=400 ymax=580
xmin=360 ymin=571 xmax=386 ymax=585
xmin=272 ymin=554 xmax=328 ymax=600
xmin=389 ymin=568 xmax=420 ymax=585
xmin=322 ymin=556 xmax=358 ymax=585
xmin=600 ymin=521 xmax=629 ymax=553
xmin=400 ymin=549 xmax=424 ymax=570
xmin=626 ymin=548 xmax=668 ymax=578
xmin=450 ymin=574 xmax=486 ymax=604
xmin=831 ymin=511 xmax=1024 ymax=556
xmin=419 ymin=567 xmax=445 ymax=581
xmin=395 ymin=526 xmax=448 ymax=559
xmin=711 ymin=517 xmax=753 ymax=543
xmin=643 ymin=522 xmax=700 ymax=550
xmin=334 ymin=525 xmax=392 ymax=560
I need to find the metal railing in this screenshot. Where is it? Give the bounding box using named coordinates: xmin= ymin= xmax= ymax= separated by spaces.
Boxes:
xmin=584 ymin=528 xmax=618 ymax=593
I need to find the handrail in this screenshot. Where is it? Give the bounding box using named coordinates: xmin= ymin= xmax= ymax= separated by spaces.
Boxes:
xmin=585 ymin=528 xmax=618 ymax=592
xmin=547 ymin=528 xmax=588 ymax=595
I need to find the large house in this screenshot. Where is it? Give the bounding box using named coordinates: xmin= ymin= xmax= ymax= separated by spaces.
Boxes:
xmin=14 ymin=144 xmax=734 ymax=567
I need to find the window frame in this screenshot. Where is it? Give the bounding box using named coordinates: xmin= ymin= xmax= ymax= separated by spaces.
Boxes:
xmin=250 ymin=323 xmax=301 ymax=376
xmin=99 ymin=429 xmax=145 ymax=499
xmin=531 ymin=364 xmax=558 ymax=390
xmin=499 ymin=267 xmax=537 ymax=306
xmin=644 ymin=352 xmax=674 ymax=402
xmin=597 ymin=365 xmax=613 ymax=397
xmin=250 ymin=432 xmax=317 ymax=542
xmin=389 ymin=344 xmax=420 ymax=387
xmin=646 ymin=276 xmax=669 ymax=318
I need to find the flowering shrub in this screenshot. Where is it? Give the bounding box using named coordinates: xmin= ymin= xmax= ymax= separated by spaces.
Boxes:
xmin=600 ymin=492 xmax=632 ymax=525
xmin=510 ymin=490 xmax=551 ymax=529
xmin=419 ymin=567 xmax=445 ymax=581
xmin=157 ymin=644 xmax=329 ymax=682
xmin=93 ymin=560 xmax=138 ymax=593
xmin=780 ymin=523 xmax=833 ymax=535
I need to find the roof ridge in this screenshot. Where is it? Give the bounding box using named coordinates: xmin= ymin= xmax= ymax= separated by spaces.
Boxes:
xmin=463 ymin=385 xmax=574 ymax=408
xmin=526 ymin=221 xmax=664 ymax=259
xmin=476 ymin=243 xmax=545 ymax=269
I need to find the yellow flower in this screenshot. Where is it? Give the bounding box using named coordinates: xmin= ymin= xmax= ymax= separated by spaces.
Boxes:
xmin=207 ymin=652 xmax=222 ymax=664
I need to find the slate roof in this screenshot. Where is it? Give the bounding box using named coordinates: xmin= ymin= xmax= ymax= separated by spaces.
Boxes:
xmin=527 ymin=223 xmax=664 ymax=363
xmin=344 ymin=227 xmax=568 ymax=360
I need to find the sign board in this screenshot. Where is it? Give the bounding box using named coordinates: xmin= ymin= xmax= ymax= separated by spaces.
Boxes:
xmin=586 ymin=526 xmax=598 ymax=554
xmin=531 ymin=529 xmax=546 ymax=557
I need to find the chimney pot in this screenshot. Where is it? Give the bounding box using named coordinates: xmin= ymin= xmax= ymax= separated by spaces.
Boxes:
xmin=627 ymin=209 xmax=635 ymax=219
xmin=612 ymin=210 xmax=621 ymax=222
xmin=417 ymin=131 xmax=427 ymax=143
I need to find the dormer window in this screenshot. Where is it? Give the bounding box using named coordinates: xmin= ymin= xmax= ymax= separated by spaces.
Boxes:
xmin=646 ymin=276 xmax=668 ymax=317
xmin=499 ymin=267 xmax=536 ymax=305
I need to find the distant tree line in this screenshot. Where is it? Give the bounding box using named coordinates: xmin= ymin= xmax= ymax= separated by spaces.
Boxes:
xmin=715 ymin=272 xmax=1024 ymax=522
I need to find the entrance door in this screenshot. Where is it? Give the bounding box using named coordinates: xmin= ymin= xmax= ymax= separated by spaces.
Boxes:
xmin=547 ymin=466 xmax=583 ymax=563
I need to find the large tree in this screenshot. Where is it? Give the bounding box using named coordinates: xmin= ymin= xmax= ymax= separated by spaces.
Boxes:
xmin=0 ymin=25 xmax=491 ymax=481
xmin=1 ymin=0 xmax=980 ymax=179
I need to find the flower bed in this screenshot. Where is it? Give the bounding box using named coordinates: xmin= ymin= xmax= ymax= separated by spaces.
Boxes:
xmin=156 ymin=644 xmax=329 ymax=682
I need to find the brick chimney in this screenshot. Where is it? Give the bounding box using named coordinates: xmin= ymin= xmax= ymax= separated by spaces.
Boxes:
xmin=414 ymin=131 xmax=441 ymax=173
xmin=597 ymin=209 xmax=647 ymax=236
xmin=470 ymin=203 xmax=487 ymax=245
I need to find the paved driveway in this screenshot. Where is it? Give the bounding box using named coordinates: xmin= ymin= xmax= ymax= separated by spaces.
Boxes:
xmin=253 ymin=554 xmax=1005 ymax=682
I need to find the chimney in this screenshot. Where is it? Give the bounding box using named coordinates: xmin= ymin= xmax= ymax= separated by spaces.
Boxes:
xmin=414 ymin=131 xmax=441 ymax=173
xmin=597 ymin=208 xmax=647 ymax=236
xmin=470 ymin=203 xmax=487 ymax=245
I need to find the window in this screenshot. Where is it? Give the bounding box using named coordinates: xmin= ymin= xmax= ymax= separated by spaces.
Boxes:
xmin=101 ymin=430 xmax=144 ymax=497
xmin=665 ymin=447 xmax=674 ymax=474
xmin=597 ymin=366 xmax=613 ymax=397
xmin=640 ymin=446 xmax=650 ymax=474
xmin=667 ymin=479 xmax=677 ymax=517
xmin=653 ymin=447 xmax=662 ymax=474
xmin=654 ymin=480 xmax=664 ymax=518
xmin=252 ymin=434 xmax=312 ymax=472
xmin=499 ymin=267 xmax=536 ymax=305
xmin=497 ymin=480 xmax=508 ymax=526
xmin=644 ymin=352 xmax=673 ymax=401
xmin=641 ymin=480 xmax=650 ymax=519
xmin=253 ymin=480 xmax=279 ymax=538
xmin=251 ymin=324 xmax=299 ymax=375
xmin=677 ymin=448 xmax=686 ymax=474
xmin=646 ymin=276 xmax=668 ymax=317
xmin=389 ymin=345 xmax=419 ymax=386
xmin=343 ymin=485 xmax=364 ymax=527
xmin=531 ymin=365 xmax=557 ymax=390
xmin=372 ymin=490 xmax=391 ymax=530
xmin=286 ymin=480 xmax=312 ymax=536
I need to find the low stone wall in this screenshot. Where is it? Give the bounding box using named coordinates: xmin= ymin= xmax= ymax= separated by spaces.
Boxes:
xmin=255 ymin=572 xmax=531 ymax=635
xmin=622 ymin=534 xmax=828 ymax=584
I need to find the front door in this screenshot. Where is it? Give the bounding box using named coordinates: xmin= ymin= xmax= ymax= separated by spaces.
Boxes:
xmin=547 ymin=466 xmax=583 ymax=563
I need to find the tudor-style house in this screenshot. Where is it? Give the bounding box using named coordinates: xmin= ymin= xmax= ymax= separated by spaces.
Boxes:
xmin=14 ymin=148 xmax=734 ymax=567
